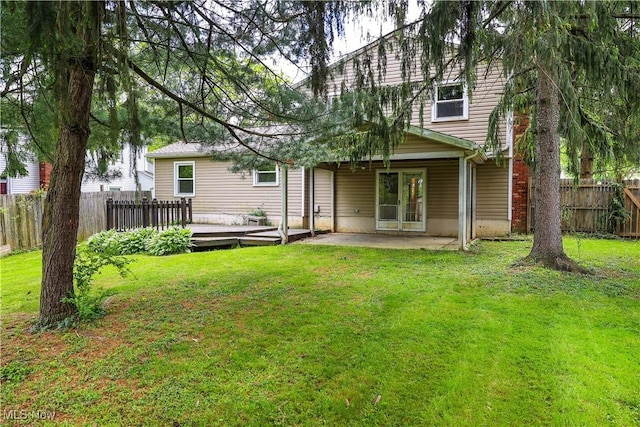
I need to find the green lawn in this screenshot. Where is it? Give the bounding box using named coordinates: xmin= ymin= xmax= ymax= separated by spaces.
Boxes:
xmin=1 ymin=238 xmax=639 ymax=426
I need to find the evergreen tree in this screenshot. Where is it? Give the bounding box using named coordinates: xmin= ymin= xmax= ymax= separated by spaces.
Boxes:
xmin=364 ymin=0 xmax=640 ymax=271
xmin=0 ymin=0 xmax=352 ymax=327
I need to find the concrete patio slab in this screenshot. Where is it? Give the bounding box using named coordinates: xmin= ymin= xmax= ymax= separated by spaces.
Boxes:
xmin=298 ymin=233 xmax=459 ymax=250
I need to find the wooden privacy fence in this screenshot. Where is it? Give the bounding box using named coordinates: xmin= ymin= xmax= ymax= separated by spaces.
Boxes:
xmin=0 ymin=191 xmax=151 ymax=251
xmin=106 ymin=197 xmax=192 ymax=231
xmin=529 ymin=179 xmax=640 ymax=237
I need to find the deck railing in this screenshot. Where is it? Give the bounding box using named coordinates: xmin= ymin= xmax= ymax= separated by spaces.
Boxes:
xmin=106 ymin=197 xmax=192 ymax=231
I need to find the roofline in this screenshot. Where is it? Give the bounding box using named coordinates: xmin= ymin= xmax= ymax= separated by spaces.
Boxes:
xmin=405 ymin=125 xmax=479 ymax=151
xmin=294 ymin=22 xmax=464 ymax=90
xmin=146 ymin=151 xmax=210 ymax=159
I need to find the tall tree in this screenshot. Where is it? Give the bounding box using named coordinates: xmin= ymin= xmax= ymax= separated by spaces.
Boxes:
xmin=407 ymin=0 xmax=640 ymax=271
xmin=1 ymin=0 xmax=353 ymax=327
xmin=311 ymin=0 xmax=639 ymax=270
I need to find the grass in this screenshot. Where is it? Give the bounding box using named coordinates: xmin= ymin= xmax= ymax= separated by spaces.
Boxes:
xmin=1 ymin=237 xmax=639 ymax=426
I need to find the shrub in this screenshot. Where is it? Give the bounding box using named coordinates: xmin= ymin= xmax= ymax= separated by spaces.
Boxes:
xmin=118 ymin=227 xmax=158 ymax=254
xmin=87 ymin=229 xmax=121 ymax=254
xmin=64 ymin=246 xmax=131 ymax=323
xmin=147 ymin=227 xmax=193 ymax=256
xmin=88 ymin=227 xmax=192 ymax=257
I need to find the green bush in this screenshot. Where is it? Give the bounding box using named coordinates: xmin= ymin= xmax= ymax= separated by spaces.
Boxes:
xmin=88 ymin=227 xmax=192 ymax=257
xmin=87 ymin=229 xmax=121 ymax=253
xmin=65 ymin=246 xmax=131 ymax=323
xmin=147 ymin=227 xmax=193 ymax=256
xmin=118 ymin=227 xmax=158 ymax=254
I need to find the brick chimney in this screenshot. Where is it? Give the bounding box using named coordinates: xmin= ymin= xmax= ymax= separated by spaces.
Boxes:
xmin=511 ymin=114 xmax=530 ymax=234
xmin=39 ymin=162 xmax=52 ymax=190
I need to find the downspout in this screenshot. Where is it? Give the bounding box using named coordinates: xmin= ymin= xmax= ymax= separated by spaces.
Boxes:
xmin=300 ymin=166 xmax=305 ymax=227
xmin=506 ymin=111 xmax=514 ymax=225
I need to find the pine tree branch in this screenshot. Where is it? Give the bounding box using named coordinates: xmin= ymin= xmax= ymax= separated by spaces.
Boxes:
xmin=127 ymin=58 xmax=291 ymax=163
xmin=483 ymin=0 xmax=514 ymax=28
xmin=0 ymin=55 xmax=31 ymax=98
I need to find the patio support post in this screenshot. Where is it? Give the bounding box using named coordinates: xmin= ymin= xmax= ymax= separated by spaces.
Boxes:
xmin=309 ymin=168 xmax=315 ymax=236
xmin=458 ymin=157 xmax=468 ymax=249
xmin=278 ymin=163 xmax=289 ymax=244
xmin=330 ymin=170 xmax=335 ymax=233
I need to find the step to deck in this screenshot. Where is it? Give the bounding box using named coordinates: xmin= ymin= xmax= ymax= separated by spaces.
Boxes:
xmin=189 ymin=227 xmax=314 ymax=251
xmin=238 ymin=236 xmax=281 ymax=247
xmin=191 ymin=237 xmax=239 ymax=249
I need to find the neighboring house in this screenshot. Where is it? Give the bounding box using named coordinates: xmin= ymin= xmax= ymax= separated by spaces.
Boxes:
xmin=80 ymin=145 xmax=155 ymax=192
xmin=0 ymin=143 xmax=154 ymax=194
xmin=149 ymin=37 xmax=520 ymax=248
xmin=0 ymin=151 xmax=41 ymax=195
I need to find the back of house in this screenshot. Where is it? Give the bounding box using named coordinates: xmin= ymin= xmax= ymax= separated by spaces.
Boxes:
xmin=148 ymin=34 xmax=519 ymax=246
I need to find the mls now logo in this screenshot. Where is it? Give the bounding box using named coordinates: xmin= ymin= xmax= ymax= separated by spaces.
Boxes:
xmin=3 ymin=409 xmax=56 ymax=421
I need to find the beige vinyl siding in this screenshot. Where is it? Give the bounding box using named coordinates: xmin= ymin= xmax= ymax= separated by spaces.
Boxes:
xmin=393 ymin=135 xmax=464 ymax=155
xmin=154 ymin=158 xmax=304 ymax=221
xmin=332 ymin=159 xmax=459 ymax=234
xmin=476 ymin=162 xmax=509 ymax=220
xmin=322 ymin=43 xmax=507 ymax=148
xmin=312 ymin=168 xmax=332 ymax=218
xmin=426 ymin=160 xmax=459 ymax=219
xmin=335 ymin=165 xmax=376 ymax=218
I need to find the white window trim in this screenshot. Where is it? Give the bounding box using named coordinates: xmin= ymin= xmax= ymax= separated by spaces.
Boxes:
xmin=252 ymin=166 xmax=279 ymax=187
xmin=432 ymin=81 xmax=469 ymax=122
xmin=174 ymin=161 xmax=195 ymax=197
xmin=375 ymin=168 xmax=427 ymax=232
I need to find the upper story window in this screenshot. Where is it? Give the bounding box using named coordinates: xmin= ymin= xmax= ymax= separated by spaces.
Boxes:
xmin=174 ymin=161 xmax=195 ymax=196
xmin=253 ymin=165 xmax=278 ymax=186
xmin=432 ymin=82 xmax=469 ymax=122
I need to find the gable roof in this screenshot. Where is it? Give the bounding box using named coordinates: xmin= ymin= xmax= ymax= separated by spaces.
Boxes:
xmin=148 ymin=124 xmax=484 ymax=163
xmin=146 ymin=142 xmax=210 ymax=159
xmin=405 ymin=125 xmax=478 ymax=151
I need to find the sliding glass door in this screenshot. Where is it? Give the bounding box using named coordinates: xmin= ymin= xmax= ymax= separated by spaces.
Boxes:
xmin=376 ymin=169 xmax=425 ymax=231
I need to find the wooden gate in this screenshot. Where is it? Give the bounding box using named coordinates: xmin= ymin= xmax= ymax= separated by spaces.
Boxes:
xmin=528 ymin=179 xmax=640 ymax=238
xmin=619 ymin=187 xmax=640 ymax=237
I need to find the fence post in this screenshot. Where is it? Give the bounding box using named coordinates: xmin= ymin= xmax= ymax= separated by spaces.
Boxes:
xmin=180 ymin=198 xmax=187 ymax=228
xmin=142 ymin=197 xmax=149 ymax=228
xmin=187 ymin=198 xmax=193 ymax=223
xmin=106 ymin=198 xmax=114 ymax=230
xmin=152 ymin=199 xmax=158 ymax=229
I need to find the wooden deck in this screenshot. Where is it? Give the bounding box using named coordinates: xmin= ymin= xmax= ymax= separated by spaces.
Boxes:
xmin=188 ymin=225 xmax=313 ymax=250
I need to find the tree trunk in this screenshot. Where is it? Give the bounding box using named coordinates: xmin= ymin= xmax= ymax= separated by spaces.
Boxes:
xmin=580 ymin=145 xmax=594 ymax=179
xmin=38 ymin=63 xmax=95 ymax=327
xmin=527 ymin=66 xmax=585 ymax=272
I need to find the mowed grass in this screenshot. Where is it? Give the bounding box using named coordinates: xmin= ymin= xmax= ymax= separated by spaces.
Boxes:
xmin=1 ymin=237 xmax=639 ymax=426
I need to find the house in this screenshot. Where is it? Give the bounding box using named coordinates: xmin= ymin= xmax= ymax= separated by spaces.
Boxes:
xmin=148 ymin=37 xmax=524 ymax=248
xmin=0 ymin=142 xmax=154 ymax=194
xmin=0 ymin=150 xmax=42 ymax=195
xmin=147 ymin=142 xmax=313 ymax=228
xmin=80 ymin=145 xmax=155 ymax=193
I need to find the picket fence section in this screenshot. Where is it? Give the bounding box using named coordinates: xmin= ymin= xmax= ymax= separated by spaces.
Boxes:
xmin=106 ymin=197 xmax=192 ymax=231
xmin=0 ymin=191 xmax=151 ymax=251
